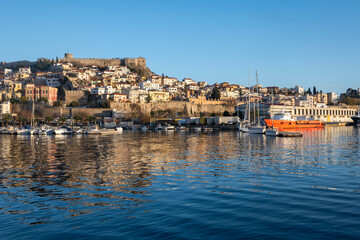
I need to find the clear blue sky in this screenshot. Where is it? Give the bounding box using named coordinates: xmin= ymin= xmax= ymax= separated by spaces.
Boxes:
xmin=1 ymin=0 xmax=359 ymax=93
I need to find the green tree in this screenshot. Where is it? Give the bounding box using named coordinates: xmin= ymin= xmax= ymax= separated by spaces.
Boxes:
xmin=20 ymin=96 xmax=28 ymax=103
xmin=145 ymin=94 xmax=152 ymax=103
xmin=1 ymin=114 xmax=13 ymax=126
xmin=37 ymin=97 xmax=48 ymax=103
xmin=53 ymin=101 xmax=62 ymax=107
xmin=10 ymin=98 xmax=19 ymax=104
xmin=223 ymin=110 xmax=231 ymax=116
xmin=74 ymin=113 xmax=88 ymax=125
xmin=210 ymin=87 xmax=221 ymax=100
xmin=313 ymin=86 xmax=317 ymax=95
xmin=59 ymin=116 xmax=67 ymax=125
xmin=101 ymin=100 xmax=110 ymax=108
xmin=68 ymin=101 xmax=80 ymax=107
xmin=36 ymin=58 xmax=52 ymax=71
xmin=306 ymin=88 xmax=312 ymax=95
xmin=87 ymin=116 xmax=96 ymax=125
xmin=17 ymin=116 xmax=27 ymax=127
xmin=45 ymin=116 xmax=53 ymax=125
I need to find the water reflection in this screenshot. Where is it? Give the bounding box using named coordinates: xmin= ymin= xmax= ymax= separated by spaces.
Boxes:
xmin=0 ymin=127 xmax=359 ymax=238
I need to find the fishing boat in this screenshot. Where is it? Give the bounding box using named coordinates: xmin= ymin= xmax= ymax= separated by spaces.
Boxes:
xmin=264 ymin=111 xmax=325 ymax=129
xmin=351 ymin=108 xmax=360 ymax=127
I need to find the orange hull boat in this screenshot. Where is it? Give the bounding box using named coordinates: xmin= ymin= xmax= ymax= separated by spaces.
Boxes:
xmin=265 ymin=119 xmax=325 ymax=129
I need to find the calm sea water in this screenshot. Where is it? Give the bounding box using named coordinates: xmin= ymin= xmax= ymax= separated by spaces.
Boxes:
xmin=0 ymin=127 xmax=359 ymax=239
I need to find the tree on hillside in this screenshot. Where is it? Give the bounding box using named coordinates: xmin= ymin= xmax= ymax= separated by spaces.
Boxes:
xmin=211 ymin=87 xmax=221 ymax=100
xmin=68 ymin=101 xmax=80 ymax=107
xmin=36 ymin=58 xmax=52 ymax=71
xmin=306 ymin=88 xmax=312 ymax=95
xmin=313 ymin=86 xmax=317 ymax=95
xmin=20 ymin=96 xmax=28 ymax=103
xmin=101 ymin=100 xmax=110 ymax=108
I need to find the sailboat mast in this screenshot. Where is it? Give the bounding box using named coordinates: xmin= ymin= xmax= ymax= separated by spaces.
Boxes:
xmin=248 ymin=69 xmax=251 ymax=122
xmin=256 ymin=70 xmax=260 ymax=125
xmin=32 ymin=100 xmax=35 ymax=128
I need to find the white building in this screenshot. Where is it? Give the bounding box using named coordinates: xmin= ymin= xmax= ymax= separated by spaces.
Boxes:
xmin=164 ymin=86 xmax=177 ymax=93
xmin=4 ymin=69 xmax=13 ymax=75
xmin=91 ymin=87 xmax=106 ymax=95
xmin=0 ymin=101 xmax=11 ymax=115
xmin=327 ymin=92 xmax=338 ymax=104
xmin=293 ymin=85 xmax=305 ymax=95
xmin=139 ymin=81 xmax=160 ymax=91
xmin=183 ymin=78 xmax=196 ymax=85
xmin=19 ymin=67 xmax=31 ymax=75
xmin=46 ymin=78 xmax=61 ymax=87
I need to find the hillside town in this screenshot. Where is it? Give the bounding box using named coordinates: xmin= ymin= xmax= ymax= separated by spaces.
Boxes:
xmin=0 ymin=53 xmax=359 ymax=127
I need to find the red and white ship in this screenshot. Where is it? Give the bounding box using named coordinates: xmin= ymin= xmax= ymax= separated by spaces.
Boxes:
xmin=265 ymin=111 xmax=325 ymax=130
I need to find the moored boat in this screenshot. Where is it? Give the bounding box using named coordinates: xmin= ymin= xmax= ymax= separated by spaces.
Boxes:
xmin=264 ymin=111 xmax=325 ymax=129
xmin=351 ymin=108 xmax=360 ymax=127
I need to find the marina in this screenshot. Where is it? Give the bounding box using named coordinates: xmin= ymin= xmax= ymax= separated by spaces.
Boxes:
xmin=0 ymin=127 xmax=359 ymax=239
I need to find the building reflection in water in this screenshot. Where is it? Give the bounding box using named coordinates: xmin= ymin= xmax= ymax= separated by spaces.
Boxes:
xmin=0 ymin=127 xmax=359 ymax=224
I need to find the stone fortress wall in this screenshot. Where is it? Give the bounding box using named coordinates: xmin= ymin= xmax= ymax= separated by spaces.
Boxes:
xmin=59 ymin=53 xmax=146 ymax=68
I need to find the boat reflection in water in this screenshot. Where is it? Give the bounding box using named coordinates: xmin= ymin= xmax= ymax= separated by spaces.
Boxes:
xmin=0 ymin=128 xmax=359 ymax=239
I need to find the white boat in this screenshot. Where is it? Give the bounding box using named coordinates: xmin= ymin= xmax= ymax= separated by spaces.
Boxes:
xmin=54 ymin=128 xmax=68 ymax=135
xmin=193 ymin=127 xmax=202 ymax=132
xmin=155 ymin=124 xmax=163 ymax=131
xmin=164 ymin=125 xmax=175 ymax=131
xmin=17 ymin=129 xmax=30 ymax=135
xmin=177 ymin=126 xmax=186 ymax=131
xmin=141 ymin=126 xmax=148 ymax=131
xmin=238 ymin=121 xmax=250 ymax=133
xmin=116 ymin=127 xmax=123 ymax=133
xmin=249 ymin=125 xmax=266 ymax=134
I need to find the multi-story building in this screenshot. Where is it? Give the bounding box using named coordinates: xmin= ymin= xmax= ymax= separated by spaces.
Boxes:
xmin=139 ymin=81 xmax=160 ymax=91
xmin=46 ymin=78 xmax=61 ymax=87
xmin=293 ymin=85 xmax=304 ymax=95
xmin=148 ymin=90 xmax=169 ymax=102
xmin=314 ymin=93 xmax=328 ymax=104
xmin=327 ymin=92 xmax=338 ymax=104
xmin=25 ymin=84 xmax=58 ymax=104
xmin=0 ymin=101 xmax=11 ymax=115
xmin=235 ymin=103 xmax=357 ymax=123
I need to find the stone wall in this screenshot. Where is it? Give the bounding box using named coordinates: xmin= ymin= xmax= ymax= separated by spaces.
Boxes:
xmin=65 ymin=90 xmax=87 ymax=105
xmin=59 ymin=53 xmax=146 ymax=68
xmin=11 ymin=101 xmax=234 ymax=121
xmin=110 ymin=101 xmax=235 ymax=118
xmin=11 ymin=103 xmax=111 ymax=118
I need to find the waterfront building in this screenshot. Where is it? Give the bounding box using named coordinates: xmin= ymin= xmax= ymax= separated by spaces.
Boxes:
xmin=235 ymin=103 xmax=357 ymax=123
xmin=24 ymin=84 xmax=58 ymax=104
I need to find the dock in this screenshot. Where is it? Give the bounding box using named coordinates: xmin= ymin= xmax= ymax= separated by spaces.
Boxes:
xmin=278 ymin=131 xmax=303 ymax=137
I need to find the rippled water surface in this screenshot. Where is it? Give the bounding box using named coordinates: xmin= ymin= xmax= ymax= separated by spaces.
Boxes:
xmin=0 ymin=127 xmax=360 ymax=239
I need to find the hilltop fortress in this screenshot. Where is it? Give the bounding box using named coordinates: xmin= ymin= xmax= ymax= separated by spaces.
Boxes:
xmin=59 ymin=53 xmax=146 ymax=68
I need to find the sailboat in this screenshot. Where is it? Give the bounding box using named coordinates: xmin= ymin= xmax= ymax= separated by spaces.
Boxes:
xmin=238 ymin=70 xmax=251 ymax=133
xmin=249 ymin=70 xmax=265 ymax=134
